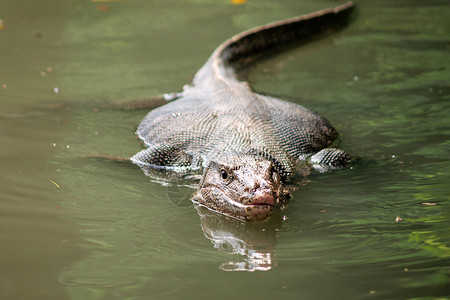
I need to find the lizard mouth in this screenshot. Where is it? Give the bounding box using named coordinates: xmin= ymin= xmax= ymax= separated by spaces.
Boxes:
xmin=245 ymin=194 xmax=276 ymax=207
xmin=193 ymin=185 xmax=278 ymax=221
xmin=243 ymin=194 xmax=276 ymax=221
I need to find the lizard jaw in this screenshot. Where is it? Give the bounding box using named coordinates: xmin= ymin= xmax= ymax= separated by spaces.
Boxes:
xmin=240 ymin=193 xmax=277 ymax=221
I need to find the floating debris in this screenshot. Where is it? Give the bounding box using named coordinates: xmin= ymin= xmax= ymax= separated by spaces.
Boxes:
xmin=47 ymin=103 xmax=63 ymax=109
xmin=49 ymin=179 xmax=61 ymax=189
xmin=96 ymin=4 xmax=110 ymax=11
xmin=231 ymin=0 xmax=247 ymax=4
xmin=33 ymin=30 xmax=43 ymax=38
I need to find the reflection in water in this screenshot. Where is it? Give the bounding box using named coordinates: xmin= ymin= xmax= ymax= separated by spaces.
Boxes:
xmin=194 ymin=203 xmax=282 ymax=272
xmin=166 ymin=183 xmax=282 ymax=271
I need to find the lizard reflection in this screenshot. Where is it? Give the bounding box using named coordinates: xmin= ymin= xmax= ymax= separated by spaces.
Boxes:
xmin=194 ymin=203 xmax=282 ymax=272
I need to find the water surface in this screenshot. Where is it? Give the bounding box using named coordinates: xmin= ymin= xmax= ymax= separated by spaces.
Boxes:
xmin=1 ymin=0 xmax=449 ymax=299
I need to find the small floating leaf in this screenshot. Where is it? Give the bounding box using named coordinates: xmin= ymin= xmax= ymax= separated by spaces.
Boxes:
xmin=49 ymin=179 xmax=61 ymax=189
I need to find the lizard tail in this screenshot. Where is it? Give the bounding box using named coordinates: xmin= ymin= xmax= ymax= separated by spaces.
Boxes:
xmin=210 ymin=1 xmax=355 ymax=78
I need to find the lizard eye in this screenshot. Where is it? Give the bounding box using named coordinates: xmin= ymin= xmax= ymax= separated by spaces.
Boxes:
xmin=220 ymin=169 xmax=228 ymax=180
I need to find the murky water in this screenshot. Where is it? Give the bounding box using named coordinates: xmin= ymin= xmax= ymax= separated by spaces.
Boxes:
xmin=1 ymin=0 xmax=449 ymax=299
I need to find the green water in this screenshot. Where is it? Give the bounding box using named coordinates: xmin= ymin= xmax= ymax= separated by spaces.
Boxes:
xmin=1 ymin=0 xmax=449 ymax=299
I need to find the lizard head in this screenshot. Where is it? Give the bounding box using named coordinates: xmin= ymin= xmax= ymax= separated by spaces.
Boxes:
xmin=192 ymin=152 xmax=290 ymax=221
